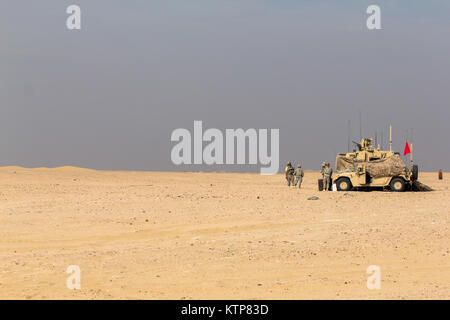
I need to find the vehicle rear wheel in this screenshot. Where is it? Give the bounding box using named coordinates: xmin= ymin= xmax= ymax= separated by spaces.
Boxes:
xmin=390 ymin=177 xmax=406 ymax=192
xmin=336 ymin=178 xmax=352 ymax=191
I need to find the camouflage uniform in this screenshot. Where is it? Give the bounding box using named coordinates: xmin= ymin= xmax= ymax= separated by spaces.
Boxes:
xmin=285 ymin=163 xmax=295 ymax=186
xmin=294 ymin=165 xmax=304 ymax=188
xmin=320 ymin=163 xmax=326 ymax=181
xmin=322 ymin=163 xmax=332 ymax=191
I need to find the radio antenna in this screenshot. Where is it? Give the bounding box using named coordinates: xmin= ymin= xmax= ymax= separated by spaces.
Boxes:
xmin=347 ymin=120 xmax=351 ymax=152
xmin=389 ymin=125 xmax=393 ymax=151
xmin=359 ymin=110 xmax=362 ymax=141
xmin=380 ymin=131 xmax=383 ymax=150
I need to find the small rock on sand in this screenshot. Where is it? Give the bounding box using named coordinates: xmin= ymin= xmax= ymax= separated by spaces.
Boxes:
xmin=344 ymin=193 xmax=354 ymax=197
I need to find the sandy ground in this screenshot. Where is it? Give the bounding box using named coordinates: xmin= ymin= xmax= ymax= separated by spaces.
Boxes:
xmin=0 ymin=166 xmax=448 ymax=300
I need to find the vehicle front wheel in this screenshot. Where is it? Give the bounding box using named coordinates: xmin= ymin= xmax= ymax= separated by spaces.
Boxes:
xmin=336 ymin=178 xmax=352 ymax=191
xmin=390 ymin=177 xmax=406 ymax=192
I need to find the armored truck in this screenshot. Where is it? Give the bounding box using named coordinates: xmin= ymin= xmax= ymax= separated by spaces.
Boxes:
xmin=333 ymin=138 xmax=418 ymax=192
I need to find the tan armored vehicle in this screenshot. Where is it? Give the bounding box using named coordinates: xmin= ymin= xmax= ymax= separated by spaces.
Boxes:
xmin=333 ymin=138 xmax=418 ymax=192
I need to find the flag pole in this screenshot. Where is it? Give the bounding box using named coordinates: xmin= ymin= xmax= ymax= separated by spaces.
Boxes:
xmin=410 ymin=128 xmax=414 ymax=168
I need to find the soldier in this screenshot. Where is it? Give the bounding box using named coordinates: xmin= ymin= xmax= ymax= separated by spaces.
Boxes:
xmin=285 ymin=162 xmax=295 ymax=186
xmin=294 ymin=164 xmax=304 ymax=188
xmin=320 ymin=162 xmax=326 ymax=177
xmin=322 ymin=162 xmax=333 ymax=191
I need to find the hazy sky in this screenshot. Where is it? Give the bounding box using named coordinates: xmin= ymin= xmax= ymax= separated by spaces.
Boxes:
xmin=2 ymin=1 xmax=450 ymax=172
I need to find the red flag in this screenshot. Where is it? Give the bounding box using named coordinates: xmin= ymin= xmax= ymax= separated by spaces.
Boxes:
xmin=403 ymin=141 xmax=411 ymax=156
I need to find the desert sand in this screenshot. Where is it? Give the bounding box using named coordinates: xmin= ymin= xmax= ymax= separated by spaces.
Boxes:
xmin=0 ymin=167 xmax=448 ymax=299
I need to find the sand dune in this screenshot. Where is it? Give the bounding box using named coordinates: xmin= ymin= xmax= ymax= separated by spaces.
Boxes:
xmin=0 ymin=167 xmax=448 ymax=299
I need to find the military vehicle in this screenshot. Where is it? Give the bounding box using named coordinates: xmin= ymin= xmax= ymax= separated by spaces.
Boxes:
xmin=333 ymin=138 xmax=418 ymax=192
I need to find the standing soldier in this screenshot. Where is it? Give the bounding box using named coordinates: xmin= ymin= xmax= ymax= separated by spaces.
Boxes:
xmin=285 ymin=162 xmax=295 ymax=186
xmin=320 ymin=162 xmax=326 ymax=179
xmin=294 ymin=164 xmax=304 ymax=188
xmin=322 ymin=162 xmax=332 ymax=191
